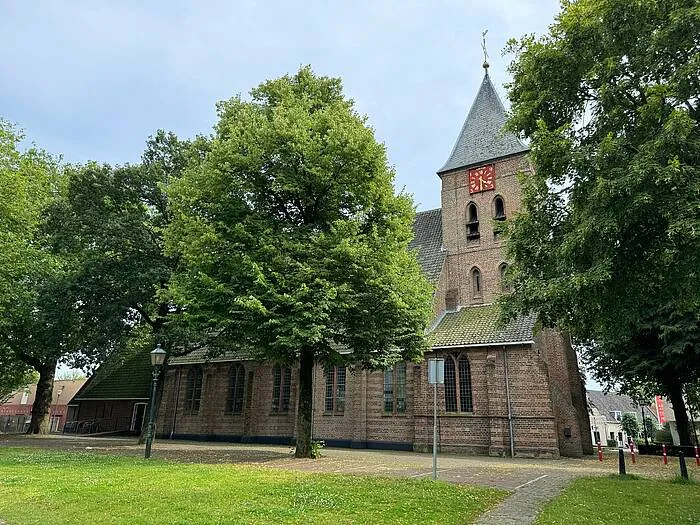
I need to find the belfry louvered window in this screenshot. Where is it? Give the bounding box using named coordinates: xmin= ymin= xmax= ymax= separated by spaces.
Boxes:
xmin=467 ymin=203 xmax=480 ymax=240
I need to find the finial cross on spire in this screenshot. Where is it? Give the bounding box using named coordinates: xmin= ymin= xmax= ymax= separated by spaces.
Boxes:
xmin=481 ymin=30 xmax=490 ymax=70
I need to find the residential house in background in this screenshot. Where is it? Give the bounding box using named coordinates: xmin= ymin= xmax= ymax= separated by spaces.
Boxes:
xmin=587 ymin=390 xmax=658 ymax=447
xmin=0 ymin=379 xmax=86 ymax=433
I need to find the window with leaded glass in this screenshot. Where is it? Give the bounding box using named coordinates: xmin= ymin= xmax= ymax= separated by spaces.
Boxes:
xmin=225 ymin=363 xmax=245 ymax=414
xmin=443 ymin=354 xmax=473 ymax=413
xmin=458 ymin=356 xmax=473 ymax=412
xmin=271 ymin=365 xmax=292 ymax=413
xmin=184 ymin=366 xmax=203 ymax=415
xmin=325 ymin=366 xmax=346 ymax=413
xmin=383 ymin=363 xmax=407 ymax=414
xmin=444 ymin=357 xmax=457 ymax=412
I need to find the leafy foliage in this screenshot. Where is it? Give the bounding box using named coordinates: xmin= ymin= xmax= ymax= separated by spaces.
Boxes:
xmin=620 ymin=412 xmax=639 ymax=440
xmin=502 ymin=0 xmax=699 ymax=444
xmin=166 ymin=67 xmax=433 ymax=456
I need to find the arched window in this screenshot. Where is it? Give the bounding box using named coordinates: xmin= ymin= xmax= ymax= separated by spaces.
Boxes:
xmin=458 ymin=356 xmax=473 ymax=412
xmin=499 ymin=263 xmax=511 ymax=293
xmin=184 ymin=366 xmax=203 ymax=414
xmin=466 ymin=203 xmax=480 ymax=240
xmin=443 ymin=354 xmax=473 ymax=413
xmin=226 ymin=363 xmax=246 ymax=414
xmin=471 ymin=267 xmax=482 ymax=296
xmin=444 ymin=356 xmax=457 ymax=412
xmin=272 ymin=365 xmax=292 ymax=413
xmin=494 ymin=196 xmax=506 ymax=220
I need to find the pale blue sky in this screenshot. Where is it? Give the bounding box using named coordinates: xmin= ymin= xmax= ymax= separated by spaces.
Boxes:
xmin=5 ymin=2 xmax=603 ymax=387
xmin=2 ymin=0 xmax=560 ymax=211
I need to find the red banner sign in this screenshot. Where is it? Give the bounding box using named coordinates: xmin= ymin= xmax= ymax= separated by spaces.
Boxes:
xmin=655 ymin=395 xmax=666 ymax=424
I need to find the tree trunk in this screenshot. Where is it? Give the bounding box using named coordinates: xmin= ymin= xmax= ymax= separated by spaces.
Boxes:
xmin=26 ymin=361 xmax=56 ymax=434
xmin=294 ymin=348 xmax=314 ymax=458
xmin=668 ymin=383 xmax=691 ymax=446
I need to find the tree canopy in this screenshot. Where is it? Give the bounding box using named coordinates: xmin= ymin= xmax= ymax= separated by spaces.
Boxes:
xmin=502 ymin=0 xmax=699 ymax=444
xmin=166 ymin=67 xmax=433 ymax=456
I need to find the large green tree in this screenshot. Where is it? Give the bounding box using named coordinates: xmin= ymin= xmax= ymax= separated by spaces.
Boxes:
xmin=0 ymin=120 xmax=68 ymax=433
xmin=166 ymin=67 xmax=433 ymax=457
xmin=502 ymin=0 xmax=699 ymax=445
xmin=43 ymin=132 xmax=207 ymax=438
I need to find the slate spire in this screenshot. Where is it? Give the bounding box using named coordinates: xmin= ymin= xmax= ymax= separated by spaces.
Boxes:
xmin=437 ymin=68 xmax=528 ymax=174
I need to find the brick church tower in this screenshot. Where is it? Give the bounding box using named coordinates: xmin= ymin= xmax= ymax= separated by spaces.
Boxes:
xmin=437 ymin=65 xmax=530 ymax=310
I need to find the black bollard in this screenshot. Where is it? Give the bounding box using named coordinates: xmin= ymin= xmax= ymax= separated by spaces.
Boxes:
xmin=679 ymin=452 xmax=689 ymax=480
xmin=618 ymin=447 xmax=626 ymax=476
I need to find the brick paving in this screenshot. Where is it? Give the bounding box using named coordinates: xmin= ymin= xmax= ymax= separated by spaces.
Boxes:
xmin=2 ymin=435 xmax=695 ymax=523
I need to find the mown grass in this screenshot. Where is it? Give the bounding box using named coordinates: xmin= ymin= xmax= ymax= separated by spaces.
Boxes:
xmin=0 ymin=448 xmax=506 ymax=524
xmin=536 ymin=475 xmax=700 ymax=525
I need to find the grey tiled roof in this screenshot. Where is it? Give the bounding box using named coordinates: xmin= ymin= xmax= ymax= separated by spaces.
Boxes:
xmin=438 ymin=72 xmax=529 ymax=174
xmin=587 ymin=390 xmax=651 ymax=422
xmin=409 ymin=208 xmax=444 ymax=284
xmin=430 ymin=304 xmax=535 ymax=347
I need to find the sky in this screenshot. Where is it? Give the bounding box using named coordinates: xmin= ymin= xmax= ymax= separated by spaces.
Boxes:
xmin=4 ymin=2 xmax=603 ymax=387
xmin=2 ymin=0 xmax=561 ymax=212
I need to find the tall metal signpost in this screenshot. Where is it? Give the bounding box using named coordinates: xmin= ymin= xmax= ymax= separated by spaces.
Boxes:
xmin=428 ymin=358 xmax=445 ymax=480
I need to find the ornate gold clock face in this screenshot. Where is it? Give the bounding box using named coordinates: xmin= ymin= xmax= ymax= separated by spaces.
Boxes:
xmin=468 ymin=164 xmax=496 ymax=194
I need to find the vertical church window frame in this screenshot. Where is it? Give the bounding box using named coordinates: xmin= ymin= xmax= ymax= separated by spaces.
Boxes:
xmin=271 ymin=365 xmax=292 ymax=413
xmin=443 ymin=354 xmax=474 ymax=413
xmin=325 ymin=366 xmax=346 ymax=414
xmin=225 ymin=363 xmax=246 ymax=415
xmin=471 ymin=267 xmax=482 ymax=297
xmin=383 ymin=362 xmax=407 ymax=415
xmin=184 ymin=366 xmax=203 ymax=415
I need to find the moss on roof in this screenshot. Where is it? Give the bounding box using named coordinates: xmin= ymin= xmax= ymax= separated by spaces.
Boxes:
xmin=73 ymin=348 xmax=152 ymax=401
xmin=430 ymin=304 xmax=535 ymax=347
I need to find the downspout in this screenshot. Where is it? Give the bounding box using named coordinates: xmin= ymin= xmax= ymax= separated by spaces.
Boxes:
xmin=503 ymin=346 xmax=515 ymax=457
xmin=169 ymin=367 xmax=182 ymax=440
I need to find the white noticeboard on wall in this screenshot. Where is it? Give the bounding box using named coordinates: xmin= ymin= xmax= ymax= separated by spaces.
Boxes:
xmin=428 ymin=358 xmax=444 ymax=384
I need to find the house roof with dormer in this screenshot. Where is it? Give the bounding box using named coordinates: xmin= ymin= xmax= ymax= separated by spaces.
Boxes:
xmin=438 ymin=71 xmax=529 ymax=174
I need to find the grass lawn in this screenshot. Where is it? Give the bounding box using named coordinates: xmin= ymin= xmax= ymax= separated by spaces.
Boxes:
xmin=0 ymin=448 xmax=506 ymax=525
xmin=536 ymin=475 xmax=700 ymax=525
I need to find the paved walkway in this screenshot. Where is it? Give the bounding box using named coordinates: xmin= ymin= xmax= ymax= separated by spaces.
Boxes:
xmin=1 ymin=435 xmax=686 ymax=524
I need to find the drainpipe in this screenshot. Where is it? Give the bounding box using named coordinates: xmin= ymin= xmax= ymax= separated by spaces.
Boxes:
xmin=169 ymin=367 xmax=182 ymax=440
xmin=503 ymin=346 xmax=515 ymax=457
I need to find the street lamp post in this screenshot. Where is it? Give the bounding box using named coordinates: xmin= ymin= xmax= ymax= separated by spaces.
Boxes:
xmin=145 ymin=344 xmax=167 ymax=459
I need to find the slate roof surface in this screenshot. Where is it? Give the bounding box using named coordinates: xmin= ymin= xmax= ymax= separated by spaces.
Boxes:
xmin=438 ymin=71 xmax=529 ymax=174
xmin=409 ymin=208 xmax=444 ymax=284
xmin=430 ymin=304 xmax=535 ymax=347
xmin=586 ymin=390 xmax=650 ymax=421
xmin=73 ymin=349 xmax=152 ymax=401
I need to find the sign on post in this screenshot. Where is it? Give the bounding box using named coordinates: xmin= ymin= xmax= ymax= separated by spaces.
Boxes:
xmin=428 ymin=358 xmax=444 ymax=480
xmin=428 ymin=358 xmax=444 ymax=384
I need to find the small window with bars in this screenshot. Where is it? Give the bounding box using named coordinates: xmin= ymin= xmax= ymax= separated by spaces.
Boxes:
xmin=383 ymin=363 xmax=407 ymax=414
xmin=184 ymin=366 xmax=203 ymax=415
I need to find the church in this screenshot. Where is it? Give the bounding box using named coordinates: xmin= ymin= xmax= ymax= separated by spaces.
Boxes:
xmin=71 ymin=66 xmax=593 ymax=457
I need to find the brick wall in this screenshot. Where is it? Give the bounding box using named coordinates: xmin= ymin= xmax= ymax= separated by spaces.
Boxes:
xmin=439 ymin=154 xmax=530 ymax=309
